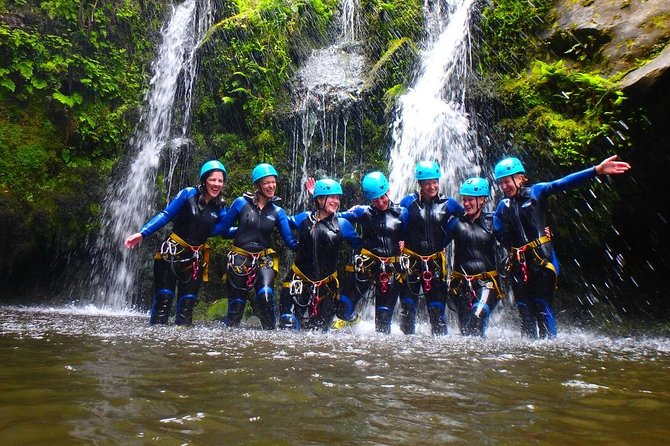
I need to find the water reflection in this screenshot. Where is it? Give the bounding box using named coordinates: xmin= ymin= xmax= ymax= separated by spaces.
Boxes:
xmin=1 ymin=306 xmax=669 ymax=445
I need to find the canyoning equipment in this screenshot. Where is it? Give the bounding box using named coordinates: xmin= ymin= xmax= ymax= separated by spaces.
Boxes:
xmin=150 ymin=289 xmax=174 ymax=325
xmin=200 ymin=160 xmax=227 ymax=181
xmin=351 ymin=248 xmax=402 ymax=296
xmin=415 ymin=160 xmax=441 ymax=181
xmin=155 ymin=233 xmax=211 ymax=282
xmin=493 ymin=157 xmax=524 ymax=181
xmin=401 ymin=247 xmax=447 ymax=296
xmin=225 ymin=245 xmax=278 ymax=289
xmin=507 ymin=235 xmax=556 ymax=286
xmin=251 ymin=163 xmax=278 ymax=183
xmin=283 ymin=264 xmax=339 ymax=319
xmin=362 ymin=171 xmax=390 ymax=200
xmin=450 ymin=270 xmax=504 ymax=300
xmin=460 ymin=177 xmax=490 ymax=197
xmin=313 ymin=178 xmax=343 ymax=197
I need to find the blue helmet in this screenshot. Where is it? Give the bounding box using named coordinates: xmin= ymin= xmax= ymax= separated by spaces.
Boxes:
xmin=313 ymin=178 xmax=343 ymax=197
xmin=251 ymin=163 xmax=278 ymax=183
xmin=459 ymin=177 xmax=490 ymax=197
xmin=415 ymin=160 xmax=441 ymax=181
xmin=493 ymin=157 xmax=525 ymax=181
xmin=362 ymin=171 xmax=389 ymax=200
xmin=200 ymin=160 xmax=227 ymax=181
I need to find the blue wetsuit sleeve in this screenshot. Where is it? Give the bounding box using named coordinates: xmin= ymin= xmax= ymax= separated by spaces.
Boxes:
xmin=277 ymin=208 xmax=298 ymax=249
xmin=531 ymin=166 xmax=597 ymax=200
xmin=290 ymin=211 xmax=309 ymax=229
xmin=444 ymin=216 xmax=458 ymax=247
xmin=492 ymin=201 xmax=508 ymax=246
xmin=209 ymin=205 xmax=237 ymax=238
xmin=446 ymin=197 xmax=465 ymax=217
xmin=211 ymin=196 xmax=244 ymax=236
xmin=337 ymin=205 xmax=365 ymax=222
xmin=399 ymin=194 xmax=414 ymax=209
xmin=140 ymin=188 xmax=195 ymax=237
xmin=339 ymin=218 xmax=362 ymax=250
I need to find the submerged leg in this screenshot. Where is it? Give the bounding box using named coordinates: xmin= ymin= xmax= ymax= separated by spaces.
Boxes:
xmin=150 ymin=289 xmax=174 ymax=325
xmin=399 ymin=296 xmax=418 ymax=335
xmin=175 ymin=293 xmax=197 ymax=326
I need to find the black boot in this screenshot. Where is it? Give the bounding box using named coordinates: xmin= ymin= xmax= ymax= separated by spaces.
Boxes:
xmin=399 ymin=297 xmax=417 ymax=335
xmin=150 ymin=291 xmax=173 ymax=325
xmin=224 ymin=298 xmax=246 ymax=327
xmin=428 ymin=302 xmax=447 ymax=336
xmin=375 ymin=307 xmax=392 ymax=334
xmin=175 ymin=294 xmax=196 ymax=326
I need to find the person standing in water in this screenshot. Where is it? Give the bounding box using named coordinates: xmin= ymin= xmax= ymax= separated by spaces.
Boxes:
xmin=124 ymin=160 xmax=232 ymax=326
xmin=211 ymin=163 xmax=297 ymax=330
xmin=446 ymin=177 xmax=504 ymax=336
xmin=279 ymin=179 xmax=361 ymax=331
xmin=398 ymin=160 xmax=464 ymax=335
xmin=337 ymin=171 xmax=408 ymax=333
xmin=493 ymin=155 xmax=631 ymax=338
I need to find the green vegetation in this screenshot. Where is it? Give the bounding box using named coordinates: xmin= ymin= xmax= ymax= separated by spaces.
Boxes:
xmin=0 ymin=0 xmax=163 ymax=282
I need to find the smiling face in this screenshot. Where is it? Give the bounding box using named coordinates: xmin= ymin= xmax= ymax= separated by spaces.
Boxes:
xmin=462 ymin=196 xmax=486 ymax=219
xmin=257 ymin=175 xmax=277 ymax=199
xmin=498 ymin=173 xmax=525 ymax=198
xmin=371 ymin=193 xmax=390 ymax=211
xmin=204 ymin=171 xmax=224 ymax=200
xmin=419 ymin=179 xmax=439 ymax=200
xmin=316 ymin=195 xmax=340 ymax=215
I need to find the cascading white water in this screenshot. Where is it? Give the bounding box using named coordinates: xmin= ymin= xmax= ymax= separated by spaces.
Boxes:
xmin=287 ymin=0 xmax=365 ymax=210
xmin=89 ymin=0 xmax=213 ymax=309
xmin=388 ymin=0 xmax=480 ymax=201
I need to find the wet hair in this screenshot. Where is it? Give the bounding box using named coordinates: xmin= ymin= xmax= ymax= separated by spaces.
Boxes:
xmin=198 ymin=170 xmax=226 ymax=209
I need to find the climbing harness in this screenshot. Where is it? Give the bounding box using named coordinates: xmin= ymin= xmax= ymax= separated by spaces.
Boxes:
xmin=351 ymin=248 xmax=401 ymax=295
xmin=450 ymin=270 xmax=504 ymax=301
xmin=226 ymin=245 xmax=277 ymax=290
xmin=155 ymin=233 xmax=210 ymax=282
xmin=282 ymin=264 xmax=338 ymax=317
xmin=402 ymin=247 xmax=446 ymax=296
xmin=507 ymin=235 xmax=556 ymax=285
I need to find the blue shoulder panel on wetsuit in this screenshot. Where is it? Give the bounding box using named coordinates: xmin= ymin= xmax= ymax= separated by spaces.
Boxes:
xmin=140 ymin=187 xmax=197 ymax=237
xmin=338 ymin=217 xmax=362 ymax=249
xmin=210 ymin=196 xmax=246 ymax=236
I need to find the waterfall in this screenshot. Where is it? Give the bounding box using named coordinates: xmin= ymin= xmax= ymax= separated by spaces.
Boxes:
xmin=388 ymin=0 xmax=480 ymax=201
xmin=287 ymin=0 xmax=365 ymax=211
xmin=88 ymin=0 xmax=213 ymax=309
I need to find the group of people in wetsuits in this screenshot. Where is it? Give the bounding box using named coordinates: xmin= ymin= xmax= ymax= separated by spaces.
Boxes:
xmin=124 ymin=154 xmax=630 ymax=339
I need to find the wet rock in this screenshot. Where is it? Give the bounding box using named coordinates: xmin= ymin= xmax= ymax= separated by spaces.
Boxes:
xmin=550 ymin=0 xmax=670 ymax=76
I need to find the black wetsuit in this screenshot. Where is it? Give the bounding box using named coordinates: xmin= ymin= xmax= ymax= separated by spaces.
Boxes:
xmin=398 ymin=192 xmax=463 ymax=335
xmin=339 ymin=204 xmax=407 ymax=333
xmin=279 ymin=211 xmax=360 ymax=331
xmin=140 ymin=186 xmax=231 ymax=325
xmin=445 ymin=211 xmax=502 ymax=336
xmin=211 ymin=192 xmax=297 ymax=329
xmin=493 ymin=166 xmax=597 ymax=338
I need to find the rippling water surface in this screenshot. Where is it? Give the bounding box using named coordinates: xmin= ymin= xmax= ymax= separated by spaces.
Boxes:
xmin=1 ymin=306 xmax=669 ymax=445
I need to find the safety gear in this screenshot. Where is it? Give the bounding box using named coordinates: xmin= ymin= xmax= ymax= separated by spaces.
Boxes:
xmin=313 ymin=178 xmax=343 ymax=197
xmin=175 ymin=294 xmax=196 ymax=326
xmin=150 ymin=289 xmax=174 ymax=325
xmin=459 ymin=177 xmax=490 ymax=197
xmin=223 ymin=298 xmax=246 ymax=327
xmin=494 ymin=157 xmax=525 ymax=181
xmin=362 ymin=171 xmax=389 ymax=200
xmin=251 ymin=163 xmax=278 ymax=183
xmin=200 ymin=160 xmax=227 ymax=181
xmin=415 ymin=160 xmax=441 ymax=181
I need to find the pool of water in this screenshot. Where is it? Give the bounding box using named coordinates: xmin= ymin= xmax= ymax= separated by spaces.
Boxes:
xmin=1 ymin=305 xmax=668 ymax=445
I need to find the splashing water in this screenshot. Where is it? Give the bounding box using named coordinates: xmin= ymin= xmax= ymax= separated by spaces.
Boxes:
xmin=388 ymin=0 xmax=480 ymax=201
xmin=88 ymin=0 xmax=213 ymax=310
xmin=287 ymin=0 xmax=365 ymax=211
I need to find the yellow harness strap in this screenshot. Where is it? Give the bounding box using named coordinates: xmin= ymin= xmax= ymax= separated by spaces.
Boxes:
xmin=402 ymin=247 xmax=447 ymax=278
xmin=165 ymin=232 xmax=211 ymax=281
xmin=360 ymin=248 xmax=398 ymax=264
xmin=450 ymin=270 xmax=504 ymax=299
xmin=510 ymin=235 xmax=557 ymax=286
xmin=282 ymin=264 xmax=339 ymax=289
xmin=228 ymin=245 xmax=279 ymax=273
